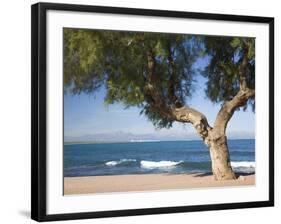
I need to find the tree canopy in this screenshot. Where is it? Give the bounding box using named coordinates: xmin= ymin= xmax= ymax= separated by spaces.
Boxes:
xmin=63 ymin=28 xmax=255 ymax=129
xmin=203 ymin=36 xmax=255 ymax=111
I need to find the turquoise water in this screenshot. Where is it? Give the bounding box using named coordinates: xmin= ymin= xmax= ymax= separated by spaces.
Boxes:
xmin=64 ymin=139 xmax=255 ymax=177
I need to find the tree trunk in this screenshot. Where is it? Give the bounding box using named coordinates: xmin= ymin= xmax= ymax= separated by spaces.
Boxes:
xmin=208 ymin=134 xmax=236 ymax=180
xmin=172 ymin=106 xmax=237 ymax=180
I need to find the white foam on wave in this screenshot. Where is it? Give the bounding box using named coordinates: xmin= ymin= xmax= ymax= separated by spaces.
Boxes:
xmin=231 ymin=161 xmax=255 ymax=168
xmin=231 ymin=161 xmax=255 ymax=173
xmin=105 ymin=159 xmax=136 ymax=166
xmin=140 ymin=160 xmax=182 ymax=169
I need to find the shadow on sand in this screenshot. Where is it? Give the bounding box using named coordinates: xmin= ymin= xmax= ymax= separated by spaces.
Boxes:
xmin=193 ymin=172 xmax=255 ymax=178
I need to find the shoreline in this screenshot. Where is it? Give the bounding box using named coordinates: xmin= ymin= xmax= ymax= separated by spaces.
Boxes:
xmin=64 ymin=173 xmax=255 ymax=195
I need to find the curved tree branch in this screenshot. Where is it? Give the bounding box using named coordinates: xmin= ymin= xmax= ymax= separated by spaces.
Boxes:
xmin=172 ymin=106 xmax=212 ymax=144
xmin=214 ymin=88 xmax=255 ymax=134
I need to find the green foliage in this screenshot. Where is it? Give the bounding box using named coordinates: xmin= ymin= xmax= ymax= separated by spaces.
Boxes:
xmin=230 ymin=38 xmax=241 ymax=48
xmin=64 ymin=28 xmax=255 ymax=128
xmin=202 ymin=36 xmax=255 ymax=111
xmin=64 ymin=28 xmax=199 ymax=128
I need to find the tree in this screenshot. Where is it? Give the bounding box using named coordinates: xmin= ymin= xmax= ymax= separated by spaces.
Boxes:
xmin=63 ymin=28 xmax=255 ymax=180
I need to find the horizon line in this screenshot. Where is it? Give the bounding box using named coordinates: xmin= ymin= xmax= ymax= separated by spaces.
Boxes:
xmin=64 ymin=138 xmax=255 ymax=145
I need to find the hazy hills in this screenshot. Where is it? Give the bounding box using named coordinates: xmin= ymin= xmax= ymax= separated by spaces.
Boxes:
xmin=65 ymin=130 xmax=254 ymax=143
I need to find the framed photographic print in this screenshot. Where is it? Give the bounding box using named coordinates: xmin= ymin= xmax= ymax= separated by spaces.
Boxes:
xmin=31 ymin=2 xmax=274 ymax=222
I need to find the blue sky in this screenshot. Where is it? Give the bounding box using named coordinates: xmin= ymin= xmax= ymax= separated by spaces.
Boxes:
xmin=64 ymin=75 xmax=255 ymax=139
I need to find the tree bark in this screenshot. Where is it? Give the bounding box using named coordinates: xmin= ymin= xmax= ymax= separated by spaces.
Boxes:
xmin=172 ymin=106 xmax=211 ymax=143
xmin=173 ymin=106 xmax=236 ymax=180
xmin=208 ymin=131 xmax=236 ymax=180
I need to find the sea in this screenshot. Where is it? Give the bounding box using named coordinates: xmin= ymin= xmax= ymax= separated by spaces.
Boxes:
xmin=64 ymin=139 xmax=255 ymax=177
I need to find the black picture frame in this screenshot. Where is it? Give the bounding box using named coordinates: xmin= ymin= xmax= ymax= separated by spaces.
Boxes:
xmin=31 ymin=2 xmax=274 ymax=222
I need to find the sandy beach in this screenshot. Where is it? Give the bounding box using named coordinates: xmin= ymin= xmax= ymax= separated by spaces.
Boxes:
xmin=64 ymin=173 xmax=255 ymax=195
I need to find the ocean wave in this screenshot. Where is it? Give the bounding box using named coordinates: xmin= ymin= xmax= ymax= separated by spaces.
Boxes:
xmin=105 ymin=159 xmax=137 ymax=166
xmin=231 ymin=161 xmax=255 ymax=173
xmin=231 ymin=161 xmax=255 ymax=168
xmin=140 ymin=160 xmax=183 ymax=169
xmin=104 ymin=159 xmax=255 ymax=173
xmin=178 ymin=161 xmax=211 ymax=169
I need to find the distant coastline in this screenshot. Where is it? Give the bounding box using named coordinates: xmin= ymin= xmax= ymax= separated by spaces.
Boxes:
xmin=64 ymin=138 xmax=255 ymax=145
xmin=64 ymin=130 xmax=255 ymax=144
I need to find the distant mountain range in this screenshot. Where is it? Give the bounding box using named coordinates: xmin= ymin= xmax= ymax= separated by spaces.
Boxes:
xmin=64 ymin=130 xmax=254 ymax=143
